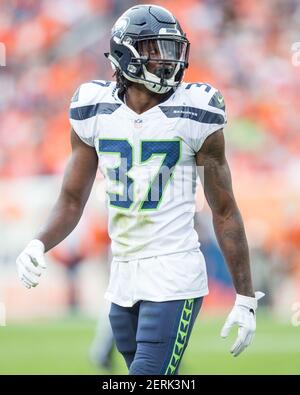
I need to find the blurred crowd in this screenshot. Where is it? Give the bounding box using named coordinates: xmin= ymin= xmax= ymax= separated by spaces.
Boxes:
xmin=0 ymin=0 xmax=132 ymax=175
xmin=1 ymin=0 xmax=300 ymax=306
xmin=1 ymin=0 xmax=300 ymax=174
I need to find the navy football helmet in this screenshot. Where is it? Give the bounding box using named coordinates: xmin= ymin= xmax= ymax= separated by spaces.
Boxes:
xmin=105 ymin=4 xmax=190 ymax=94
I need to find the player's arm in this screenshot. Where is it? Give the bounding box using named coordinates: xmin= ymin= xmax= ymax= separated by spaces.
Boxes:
xmin=196 ymin=129 xmax=253 ymax=296
xmin=16 ymin=129 xmax=98 ymax=288
xmin=196 ymin=129 xmax=263 ymax=356
xmin=36 ymin=129 xmax=98 ymax=251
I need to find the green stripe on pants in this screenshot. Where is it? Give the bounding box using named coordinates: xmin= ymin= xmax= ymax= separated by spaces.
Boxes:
xmin=164 ymin=299 xmax=194 ymax=375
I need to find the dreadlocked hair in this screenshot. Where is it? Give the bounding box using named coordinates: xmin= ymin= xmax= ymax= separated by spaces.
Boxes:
xmin=115 ymin=68 xmax=131 ymax=97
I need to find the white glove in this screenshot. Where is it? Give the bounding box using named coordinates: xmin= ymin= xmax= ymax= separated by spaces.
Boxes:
xmin=16 ymin=239 xmax=47 ymax=289
xmin=221 ymin=291 xmax=265 ymax=357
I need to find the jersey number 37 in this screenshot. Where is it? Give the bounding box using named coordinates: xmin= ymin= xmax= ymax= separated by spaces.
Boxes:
xmin=99 ymin=139 xmax=181 ymax=210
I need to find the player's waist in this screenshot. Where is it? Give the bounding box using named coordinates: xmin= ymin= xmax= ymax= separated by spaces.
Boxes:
xmin=111 ymin=240 xmax=200 ymax=261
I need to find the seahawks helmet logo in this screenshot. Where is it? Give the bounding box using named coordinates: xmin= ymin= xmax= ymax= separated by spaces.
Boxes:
xmin=112 ymin=17 xmax=130 ymax=38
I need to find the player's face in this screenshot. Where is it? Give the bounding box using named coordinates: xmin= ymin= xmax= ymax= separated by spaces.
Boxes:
xmin=137 ymin=39 xmax=187 ymax=80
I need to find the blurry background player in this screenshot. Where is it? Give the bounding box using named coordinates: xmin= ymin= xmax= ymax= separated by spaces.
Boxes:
xmin=50 ymin=215 xmax=110 ymax=314
xmin=89 ymin=270 xmax=115 ymax=370
xmin=89 ymin=247 xmax=116 ymax=370
xmin=52 ymin=214 xmax=116 ymax=368
xmin=16 ymin=4 xmax=264 ymax=375
xmin=51 ymin=211 xmax=116 ymax=369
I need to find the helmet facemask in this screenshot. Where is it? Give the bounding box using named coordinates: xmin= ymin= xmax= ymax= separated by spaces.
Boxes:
xmin=134 ymin=37 xmax=189 ymax=93
xmin=107 ymin=34 xmax=189 ymax=94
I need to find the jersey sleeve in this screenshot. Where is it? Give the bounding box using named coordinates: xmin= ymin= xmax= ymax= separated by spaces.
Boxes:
xmin=187 ymin=84 xmax=227 ymax=153
xmin=69 ymin=82 xmax=100 ymax=147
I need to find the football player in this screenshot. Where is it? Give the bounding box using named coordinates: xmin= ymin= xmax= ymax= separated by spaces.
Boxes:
xmin=17 ymin=4 xmax=263 ymax=374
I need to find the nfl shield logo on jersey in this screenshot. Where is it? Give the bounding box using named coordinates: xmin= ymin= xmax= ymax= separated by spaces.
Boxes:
xmin=134 ymin=119 xmax=143 ymax=128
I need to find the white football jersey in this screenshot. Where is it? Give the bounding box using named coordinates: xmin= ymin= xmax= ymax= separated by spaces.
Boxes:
xmin=69 ymin=80 xmax=227 ymax=262
xmin=70 ymin=80 xmax=227 ymax=306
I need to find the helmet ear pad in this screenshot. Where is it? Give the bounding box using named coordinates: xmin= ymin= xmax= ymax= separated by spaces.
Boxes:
xmin=110 ymin=38 xmax=144 ymax=78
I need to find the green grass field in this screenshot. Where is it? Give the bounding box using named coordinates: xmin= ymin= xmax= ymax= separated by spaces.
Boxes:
xmin=0 ymin=313 xmax=299 ymax=375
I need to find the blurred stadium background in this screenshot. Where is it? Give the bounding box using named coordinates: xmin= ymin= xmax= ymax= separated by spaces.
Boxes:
xmin=0 ymin=0 xmax=300 ymax=374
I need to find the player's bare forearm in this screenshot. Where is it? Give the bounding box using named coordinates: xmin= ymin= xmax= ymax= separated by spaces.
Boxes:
xmin=211 ymin=200 xmax=253 ymax=296
xmin=36 ymin=129 xmax=98 ymax=252
xmin=36 ymin=193 xmax=85 ymax=253
xmin=196 ymin=129 xmax=254 ymax=297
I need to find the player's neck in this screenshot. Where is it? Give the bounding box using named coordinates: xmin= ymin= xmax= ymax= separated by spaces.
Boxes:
xmin=124 ymin=84 xmax=172 ymax=114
